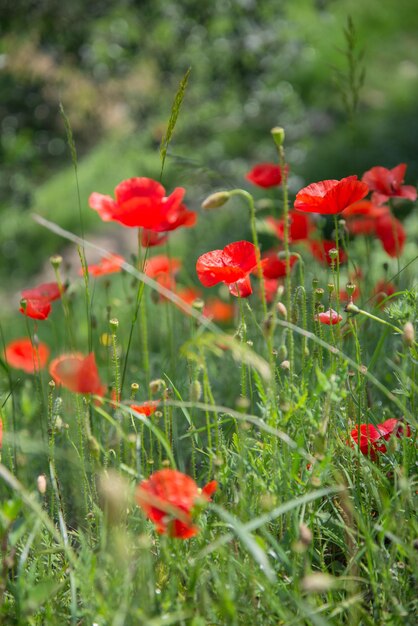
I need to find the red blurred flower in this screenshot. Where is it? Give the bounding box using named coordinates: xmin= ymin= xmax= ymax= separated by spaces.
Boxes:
xmin=263 ymin=278 xmax=281 ymax=303
xmin=266 ymin=212 xmax=314 ymax=242
xmin=258 ymin=250 xmax=298 ymax=279
xmin=310 ymin=240 xmax=347 ymax=266
xmin=204 ymin=298 xmax=235 ymax=322
xmin=294 ymin=176 xmax=368 ymax=214
xmin=196 ymin=241 xmax=259 ymax=298
xmin=343 ymin=201 xmax=390 ymax=235
xmin=350 ymin=424 xmax=387 ymax=460
xmin=350 ymin=418 xmax=411 ymax=460
xmin=131 ymin=401 xmax=160 ymax=417
xmin=145 ymin=255 xmax=182 ymax=293
xmin=89 ymin=177 xmax=188 ymax=229
xmin=136 ymin=469 xmax=217 ymax=538
xmin=246 ymin=163 xmax=285 ymax=188
xmin=362 ymin=164 xmax=417 ymax=205
xmin=80 ymin=254 xmax=124 ymax=277
xmin=49 ymin=353 xmax=105 ymax=396
xmin=375 ymin=214 xmax=406 ymax=258
xmin=372 ymin=280 xmax=396 ymax=306
xmin=176 ymin=287 xmax=202 ymax=307
xmin=141 ymin=230 xmax=169 ymax=248
xmin=4 ymin=338 xmax=49 ymax=373
xmin=315 ymin=309 xmax=342 ymax=325
xmin=19 ymin=282 xmax=63 ymax=321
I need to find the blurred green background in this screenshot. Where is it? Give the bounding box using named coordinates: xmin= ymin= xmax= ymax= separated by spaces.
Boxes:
xmin=1 ymin=0 xmax=417 ymax=290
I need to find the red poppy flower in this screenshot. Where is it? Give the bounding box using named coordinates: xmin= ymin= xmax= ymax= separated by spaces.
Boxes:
xmin=145 ymin=255 xmax=182 ymax=294
xmin=19 ymin=282 xmax=63 ymax=320
xmin=196 ymin=241 xmax=259 ymax=298
xmin=89 ymin=177 xmax=187 ymax=229
xmin=131 ymin=401 xmax=160 ymax=417
xmin=315 ymin=309 xmax=343 ymax=325
xmin=266 ymin=212 xmax=314 ymax=242
xmin=4 ymin=338 xmax=49 ymax=374
xmin=136 ymin=469 xmax=217 ymax=538
xmin=141 ymin=230 xmax=169 ymax=248
xmin=257 ymin=250 xmax=298 ymax=279
xmin=362 ymin=164 xmax=417 ymax=205
xmin=375 ymin=214 xmax=406 ymax=258
xmin=343 ymin=201 xmax=390 ymax=236
xmin=204 ymin=298 xmax=235 ymax=322
xmin=350 ymin=424 xmax=387 ymax=460
xmin=49 ymin=353 xmax=105 ymax=396
xmin=373 ymin=280 xmax=396 ymax=307
xmin=246 ymin=163 xmax=285 ymax=188
xmin=294 ymin=176 xmax=368 ymax=215
xmin=80 ymin=254 xmax=124 ymax=277
xmin=310 ymin=240 xmax=347 ymax=266
xmin=350 ymin=417 xmax=411 ymax=460
xmin=263 ymin=278 xmax=282 ymax=303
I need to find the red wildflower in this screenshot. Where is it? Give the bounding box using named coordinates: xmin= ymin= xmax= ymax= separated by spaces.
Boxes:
xmin=258 ymin=250 xmax=298 ymax=279
xmin=80 ymin=254 xmax=124 ymax=277
xmin=136 ymin=469 xmax=217 ymax=538
xmin=196 ymin=241 xmax=259 ymax=298
xmin=315 ymin=309 xmax=343 ymax=325
xmin=375 ymin=214 xmax=406 ymax=258
xmin=204 ymin=298 xmax=235 ymax=323
xmin=350 ymin=418 xmax=411 ymax=460
xmin=246 ymin=163 xmax=284 ymax=188
xmin=362 ymin=164 xmax=417 ymax=205
xmin=49 ymin=353 xmax=105 ymax=396
xmin=141 ymin=230 xmax=169 ymax=248
xmin=19 ymin=282 xmax=63 ymax=321
xmin=373 ymin=280 xmax=396 ymax=307
xmin=343 ymin=201 xmax=390 ymax=236
xmin=145 ymin=255 xmax=182 ymax=293
xmin=266 ymin=212 xmax=314 ymax=242
xmin=4 ymin=338 xmax=49 ymax=374
xmin=89 ymin=177 xmax=187 ymax=229
xmin=263 ymin=278 xmax=281 ymax=303
xmin=310 ymin=240 xmax=347 ymax=266
xmin=176 ymin=287 xmax=202 ymax=307
xmin=131 ymin=401 xmax=160 ymax=417
xmin=350 ymin=424 xmax=387 ymax=460
xmin=294 ymin=176 xmax=368 ymax=214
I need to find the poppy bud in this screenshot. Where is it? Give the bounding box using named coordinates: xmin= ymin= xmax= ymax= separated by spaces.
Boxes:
xmin=48 ymin=379 xmax=55 ymax=389
xmin=201 ymin=191 xmax=231 ymax=210
xmin=299 ymin=523 xmax=313 ymax=546
xmin=130 ymin=382 xmax=139 ymax=400
xmin=271 ymin=126 xmax=285 ymax=147
xmin=278 ymin=345 xmax=287 ymax=361
xmin=328 ymin=248 xmax=339 ymax=261
xmin=280 ymin=360 xmax=290 ymax=370
xmin=37 ymin=474 xmax=47 ymax=494
xmin=327 ymin=283 xmax=334 ymax=294
xmin=149 ymin=379 xmax=165 ymax=394
xmin=189 ymin=380 xmax=202 ymax=402
xmin=314 ymin=288 xmax=324 ymax=301
xmin=276 ymin=302 xmax=287 ymax=319
xmin=312 ymin=277 xmax=319 ymax=289
xmin=345 ymin=283 xmax=356 ymax=297
xmin=109 ymin=318 xmax=119 ymax=334
xmin=403 ymin=322 xmax=415 ymax=347
xmin=345 ymin=302 xmax=360 ymax=314
xmin=50 ymin=255 xmax=63 ymax=269
xmin=192 ymin=298 xmax=205 ymax=311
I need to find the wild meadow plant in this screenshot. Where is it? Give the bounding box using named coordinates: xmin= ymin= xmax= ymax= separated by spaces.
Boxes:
xmin=0 ymin=122 xmax=417 ymax=626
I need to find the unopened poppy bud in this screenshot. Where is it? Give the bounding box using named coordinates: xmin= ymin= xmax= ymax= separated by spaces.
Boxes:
xmin=189 ymin=380 xmax=202 ymax=402
xmin=299 ymin=523 xmax=313 ymax=546
xmin=109 ymin=318 xmax=119 ymax=334
xmin=403 ymin=322 xmax=415 ymax=347
xmin=346 ymin=283 xmax=356 ymax=297
xmin=50 ymin=255 xmax=63 ymax=268
xmin=271 ymin=126 xmax=285 ymax=147
xmin=278 ymin=344 xmax=287 ymax=361
xmin=130 ymin=382 xmax=139 ymax=400
xmin=280 ymin=359 xmax=290 ymax=370
xmin=88 ymin=435 xmax=100 ymax=459
xmin=201 ymin=191 xmax=231 ymax=210
xmin=37 ymin=474 xmax=47 ymax=494
xmin=149 ymin=379 xmax=165 ymax=394
xmin=276 ymin=302 xmax=287 ymax=319
xmin=192 ymin=298 xmax=205 ymax=311
xmin=328 ymin=248 xmax=339 ymax=260
xmin=314 ymin=288 xmax=324 ymax=301
xmin=48 ymin=379 xmax=55 ymax=390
